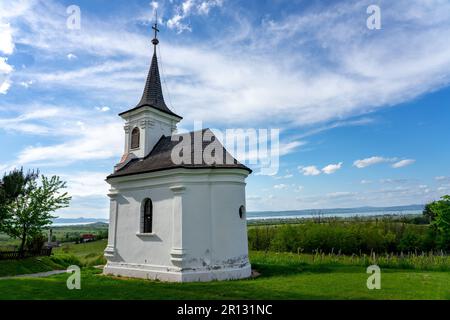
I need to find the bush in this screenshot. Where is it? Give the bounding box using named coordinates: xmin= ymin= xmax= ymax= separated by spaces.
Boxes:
xmin=248 ymin=220 xmax=435 ymax=255
xmin=26 ymin=233 xmax=47 ymax=252
xmin=425 ymin=195 xmax=450 ymax=250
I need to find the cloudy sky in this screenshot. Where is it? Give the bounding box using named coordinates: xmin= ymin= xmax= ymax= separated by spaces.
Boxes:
xmin=1 ymin=0 xmax=450 ymax=218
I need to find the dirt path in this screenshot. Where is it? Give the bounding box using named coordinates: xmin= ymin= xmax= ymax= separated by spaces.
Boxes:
xmin=0 ymin=270 xmax=66 ymax=280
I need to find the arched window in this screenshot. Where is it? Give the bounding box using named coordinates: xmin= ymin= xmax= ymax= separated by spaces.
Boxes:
xmin=131 ymin=127 xmax=140 ymax=149
xmin=142 ymin=199 xmax=153 ymax=233
xmin=239 ymin=205 xmax=246 ymax=220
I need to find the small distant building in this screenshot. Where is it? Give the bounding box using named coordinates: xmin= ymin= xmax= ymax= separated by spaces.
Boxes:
xmin=81 ymin=234 xmax=96 ymax=243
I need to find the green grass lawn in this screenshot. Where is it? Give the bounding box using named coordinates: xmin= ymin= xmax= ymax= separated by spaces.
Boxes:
xmin=0 ymin=256 xmax=77 ymax=278
xmin=0 ymin=240 xmax=106 ymax=277
xmin=52 ymin=239 xmax=107 ymax=266
xmin=0 ymin=240 xmax=449 ymax=300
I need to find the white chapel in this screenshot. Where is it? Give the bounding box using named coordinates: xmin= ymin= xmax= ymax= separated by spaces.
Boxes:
xmin=103 ymin=22 xmax=252 ymax=282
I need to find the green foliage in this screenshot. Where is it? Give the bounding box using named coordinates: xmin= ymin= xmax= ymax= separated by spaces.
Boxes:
xmin=429 ymin=195 xmax=450 ymax=231
xmin=422 ymin=202 xmax=435 ymax=222
xmin=426 ymin=195 xmax=450 ymax=250
xmin=26 ymin=233 xmax=47 ymax=252
xmin=248 ymin=220 xmax=440 ymax=254
xmin=53 ymin=239 xmax=107 ymax=266
xmin=1 ymin=251 xmax=449 ymax=300
xmin=2 ymin=172 xmax=71 ymax=253
xmin=250 ymin=250 xmax=450 ymax=272
xmin=0 ymin=168 xmax=39 ymax=231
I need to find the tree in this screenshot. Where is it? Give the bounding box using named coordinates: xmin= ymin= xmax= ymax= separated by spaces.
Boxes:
xmin=427 ymin=195 xmax=450 ymax=250
xmin=2 ymin=174 xmax=71 ymax=254
xmin=0 ymin=168 xmax=39 ymax=231
xmin=422 ymin=202 xmax=436 ymax=223
xmin=429 ymin=196 xmax=450 ymax=231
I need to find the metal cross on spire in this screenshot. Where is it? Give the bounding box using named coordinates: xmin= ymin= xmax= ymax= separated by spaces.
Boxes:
xmin=151 ymin=10 xmax=159 ymax=48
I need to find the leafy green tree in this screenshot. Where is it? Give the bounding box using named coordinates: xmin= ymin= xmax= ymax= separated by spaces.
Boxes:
xmin=422 ymin=202 xmax=436 ymax=223
xmin=428 ymin=195 xmax=450 ymax=249
xmin=0 ymin=168 xmax=39 ymax=231
xmin=428 ymin=196 xmax=450 ymax=230
xmin=3 ymin=174 xmax=71 ymax=254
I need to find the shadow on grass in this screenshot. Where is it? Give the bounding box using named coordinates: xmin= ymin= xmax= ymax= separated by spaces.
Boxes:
xmin=250 ymin=262 xmax=363 ymax=278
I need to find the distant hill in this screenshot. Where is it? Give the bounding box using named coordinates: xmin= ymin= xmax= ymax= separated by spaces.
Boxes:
xmin=52 ymin=218 xmax=108 ymax=225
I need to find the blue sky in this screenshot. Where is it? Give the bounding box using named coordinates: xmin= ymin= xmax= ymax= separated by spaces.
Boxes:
xmin=1 ymin=0 xmax=449 ymax=218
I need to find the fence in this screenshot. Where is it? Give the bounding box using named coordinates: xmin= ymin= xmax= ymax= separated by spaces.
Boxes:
xmin=0 ymin=248 xmax=53 ymax=260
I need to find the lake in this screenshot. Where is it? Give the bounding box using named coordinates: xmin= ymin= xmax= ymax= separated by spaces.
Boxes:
xmin=247 ymin=205 xmax=424 ymax=221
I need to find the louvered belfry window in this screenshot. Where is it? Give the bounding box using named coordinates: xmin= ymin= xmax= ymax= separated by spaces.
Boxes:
xmin=131 ymin=127 xmax=140 ymax=149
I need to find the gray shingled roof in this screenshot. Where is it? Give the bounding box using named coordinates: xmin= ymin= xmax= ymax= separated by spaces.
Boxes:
xmin=118 ymin=51 xmax=182 ymax=119
xmin=107 ymin=129 xmax=252 ymax=179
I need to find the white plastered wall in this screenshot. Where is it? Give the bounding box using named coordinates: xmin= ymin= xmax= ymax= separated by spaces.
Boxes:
xmin=103 ymin=168 xmax=251 ymax=282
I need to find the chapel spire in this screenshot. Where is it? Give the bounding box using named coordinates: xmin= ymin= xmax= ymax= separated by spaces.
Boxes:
xmin=133 ymin=14 xmax=181 ymax=118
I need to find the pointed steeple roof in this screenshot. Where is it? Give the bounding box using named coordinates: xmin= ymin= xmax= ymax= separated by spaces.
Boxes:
xmin=119 ymin=22 xmax=182 ymax=119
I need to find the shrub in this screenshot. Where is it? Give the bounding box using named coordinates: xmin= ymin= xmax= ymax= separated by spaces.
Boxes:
xmin=248 ymin=220 xmax=436 ymax=255
xmin=26 ymin=233 xmax=47 ymax=252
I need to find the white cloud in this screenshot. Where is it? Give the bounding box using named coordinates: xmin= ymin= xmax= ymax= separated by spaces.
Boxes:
xmin=380 ymin=178 xmax=409 ymax=184
xmin=435 ymin=176 xmax=450 ymax=181
xmin=274 ymin=173 xmax=293 ymax=179
xmin=353 ymin=156 xmax=396 ymax=168
xmin=63 ymin=172 xmax=110 ymax=197
xmin=0 ymin=23 xmax=14 ymax=55
xmin=360 ymin=179 xmax=372 ymax=184
xmin=0 ymin=57 xmax=13 ymax=95
xmin=198 ymin=0 xmax=223 ymax=15
xmin=2 ymin=0 xmax=450 ymax=216
xmin=4 ymin=0 xmax=450 ymax=130
xmin=274 ymin=184 xmax=288 ymax=189
xmin=0 ymin=106 xmax=68 ymax=135
xmin=0 ymin=57 xmax=13 ymax=73
xmin=0 ymin=78 xmax=11 ymax=94
xmin=322 ymin=162 xmax=343 ymax=174
xmin=0 ymin=1 xmax=32 ymax=95
xmin=16 ymin=122 xmax=122 ymax=166
xmin=67 ymin=53 xmax=77 ymax=60
xmin=326 ymin=191 xmax=356 ymax=198
xmin=391 ymin=159 xmax=416 ymax=168
xmin=167 ymin=0 xmax=223 ymax=33
xmin=150 ymin=1 xmax=159 ymax=10
xmin=96 ymin=106 xmax=110 ymax=112
xmin=19 ymin=80 xmax=33 ymax=88
xmin=0 ymin=105 xmax=123 ymax=167
xmin=299 ymin=165 xmax=321 ymax=176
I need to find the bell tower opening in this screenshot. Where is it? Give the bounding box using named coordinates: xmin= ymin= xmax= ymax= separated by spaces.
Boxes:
xmin=130 ymin=127 xmax=140 ymax=149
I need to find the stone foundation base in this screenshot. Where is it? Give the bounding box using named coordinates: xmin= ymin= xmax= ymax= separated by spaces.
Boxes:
xmin=103 ymin=262 xmax=252 ymax=282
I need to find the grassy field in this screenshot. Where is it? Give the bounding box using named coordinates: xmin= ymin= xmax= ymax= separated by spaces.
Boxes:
xmin=0 ymin=239 xmax=449 ymax=300
xmin=0 ymin=222 xmax=109 ymax=249
xmin=0 ymin=256 xmax=78 ymax=277
xmin=52 ymin=239 xmax=107 ymax=266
